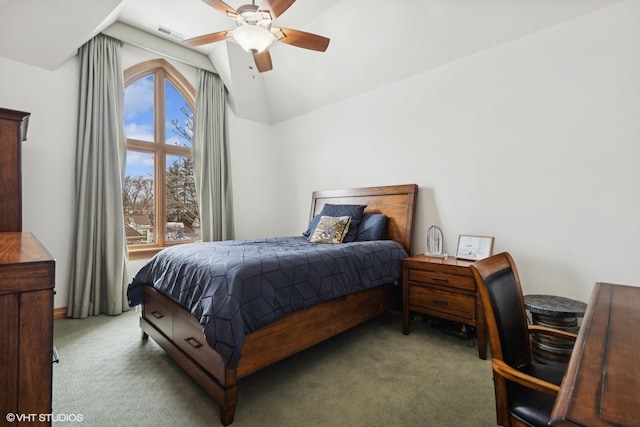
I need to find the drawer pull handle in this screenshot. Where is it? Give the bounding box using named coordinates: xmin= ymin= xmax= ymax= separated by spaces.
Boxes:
xmin=432 ymin=298 xmax=448 ymax=305
xmin=432 ymin=277 xmax=449 ymax=283
xmin=151 ymin=310 xmax=164 ymax=319
xmin=185 ymin=337 xmax=203 ymax=349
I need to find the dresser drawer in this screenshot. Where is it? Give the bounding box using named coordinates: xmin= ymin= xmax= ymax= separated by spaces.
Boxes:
xmin=143 ymin=287 xmax=174 ymax=337
xmin=408 ymin=268 xmax=475 ymax=291
xmin=408 ymin=284 xmax=475 ymax=321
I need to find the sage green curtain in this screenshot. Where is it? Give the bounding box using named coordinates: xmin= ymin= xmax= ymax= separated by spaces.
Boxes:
xmin=68 ymin=34 xmax=129 ymax=318
xmin=194 ymin=69 xmax=234 ymax=241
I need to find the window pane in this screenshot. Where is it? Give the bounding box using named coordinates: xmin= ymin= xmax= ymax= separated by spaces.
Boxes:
xmin=165 ymin=81 xmax=193 ymax=148
xmin=165 ymin=155 xmax=200 ymax=242
xmin=124 ymin=75 xmax=154 ymax=142
xmin=123 ymin=150 xmax=155 ymax=245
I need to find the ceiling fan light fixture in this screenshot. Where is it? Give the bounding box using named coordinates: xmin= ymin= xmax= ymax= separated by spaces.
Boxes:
xmin=233 ymin=24 xmax=274 ymax=54
xmin=187 ymin=0 xmax=330 ymax=72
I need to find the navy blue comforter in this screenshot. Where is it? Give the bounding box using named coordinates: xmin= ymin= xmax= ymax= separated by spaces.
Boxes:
xmin=127 ymin=236 xmax=407 ymax=368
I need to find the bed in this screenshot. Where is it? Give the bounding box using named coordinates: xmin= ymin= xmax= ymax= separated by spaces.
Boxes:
xmin=127 ymin=184 xmax=418 ymax=425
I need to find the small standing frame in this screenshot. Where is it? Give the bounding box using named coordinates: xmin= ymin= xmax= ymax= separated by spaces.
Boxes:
xmin=456 ymin=235 xmax=494 ymax=260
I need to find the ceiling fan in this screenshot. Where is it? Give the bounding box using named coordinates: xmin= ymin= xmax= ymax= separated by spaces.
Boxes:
xmin=183 ymin=0 xmax=330 ymax=73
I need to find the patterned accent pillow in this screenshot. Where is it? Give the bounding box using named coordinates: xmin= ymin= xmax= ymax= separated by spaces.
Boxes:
xmin=309 ymin=216 xmax=352 ymax=244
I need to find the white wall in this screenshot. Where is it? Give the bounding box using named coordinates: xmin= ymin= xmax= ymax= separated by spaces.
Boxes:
xmin=0 ymin=55 xmax=78 ymax=310
xmin=2 ymin=1 xmax=638 ymax=309
xmin=240 ymin=1 xmax=640 ymax=303
xmin=227 ymin=114 xmax=289 ymax=238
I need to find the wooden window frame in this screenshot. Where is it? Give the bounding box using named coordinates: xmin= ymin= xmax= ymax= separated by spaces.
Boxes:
xmin=123 ymin=59 xmax=196 ymax=260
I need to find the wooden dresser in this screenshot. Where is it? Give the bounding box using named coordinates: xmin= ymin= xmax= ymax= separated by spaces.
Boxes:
xmin=0 ymin=233 xmax=55 ymax=423
xmin=402 ymin=255 xmax=486 ymax=359
xmin=0 ymin=107 xmax=29 ymax=232
xmin=0 ymin=108 xmax=55 ymax=425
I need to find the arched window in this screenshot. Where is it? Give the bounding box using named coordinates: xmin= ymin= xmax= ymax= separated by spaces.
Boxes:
xmin=122 ymin=59 xmax=199 ymax=257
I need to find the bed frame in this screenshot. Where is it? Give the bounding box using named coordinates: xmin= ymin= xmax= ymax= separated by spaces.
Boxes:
xmin=138 ymin=184 xmax=418 ymax=425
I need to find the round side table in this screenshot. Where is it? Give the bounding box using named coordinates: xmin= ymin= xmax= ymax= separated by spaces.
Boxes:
xmin=523 ymin=294 xmax=587 ymax=365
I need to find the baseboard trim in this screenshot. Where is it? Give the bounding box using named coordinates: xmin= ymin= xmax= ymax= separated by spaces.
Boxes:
xmin=54 ymin=307 xmax=68 ymax=320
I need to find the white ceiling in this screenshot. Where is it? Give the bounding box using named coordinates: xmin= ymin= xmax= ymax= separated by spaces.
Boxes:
xmin=0 ymin=0 xmax=622 ymax=124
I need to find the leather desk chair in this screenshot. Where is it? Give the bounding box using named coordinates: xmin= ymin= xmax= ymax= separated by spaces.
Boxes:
xmin=470 ymin=252 xmax=577 ymax=427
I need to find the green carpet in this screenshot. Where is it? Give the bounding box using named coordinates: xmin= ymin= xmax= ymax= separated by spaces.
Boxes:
xmin=53 ymin=309 xmax=496 ymax=426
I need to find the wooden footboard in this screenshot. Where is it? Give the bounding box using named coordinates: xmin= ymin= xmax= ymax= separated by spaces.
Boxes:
xmin=141 ymin=285 xmax=237 ymax=424
xmin=141 ymin=283 xmax=397 ymax=425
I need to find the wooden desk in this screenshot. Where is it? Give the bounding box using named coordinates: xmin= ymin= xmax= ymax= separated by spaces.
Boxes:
xmin=550 ymin=282 xmax=640 ymax=426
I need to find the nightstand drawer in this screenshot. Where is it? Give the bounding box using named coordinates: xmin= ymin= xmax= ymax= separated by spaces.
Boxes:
xmin=408 ymin=268 xmax=475 ymax=291
xmin=408 ymin=284 xmax=475 ymax=321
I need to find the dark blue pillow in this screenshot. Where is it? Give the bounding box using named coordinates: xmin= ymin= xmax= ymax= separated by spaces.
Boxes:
xmin=355 ymin=214 xmax=387 ymax=241
xmin=303 ymin=214 xmax=321 ymax=237
xmin=317 ymin=204 xmax=366 ymax=242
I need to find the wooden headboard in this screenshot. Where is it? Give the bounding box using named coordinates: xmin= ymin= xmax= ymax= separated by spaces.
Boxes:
xmin=310 ymin=184 xmax=418 ymax=254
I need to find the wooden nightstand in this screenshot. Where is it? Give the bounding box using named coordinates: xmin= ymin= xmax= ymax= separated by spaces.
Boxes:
xmin=402 ymin=254 xmax=486 ymax=359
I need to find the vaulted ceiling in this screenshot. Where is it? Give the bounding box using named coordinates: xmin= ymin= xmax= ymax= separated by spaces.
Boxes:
xmin=0 ymin=0 xmax=622 ymax=124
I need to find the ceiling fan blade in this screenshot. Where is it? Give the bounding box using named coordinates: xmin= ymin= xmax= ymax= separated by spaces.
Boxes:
xmin=274 ymin=28 xmax=330 ymax=52
xmin=183 ymin=31 xmax=231 ymax=47
xmin=201 ymin=0 xmax=238 ymax=18
xmin=258 ymin=0 xmax=296 ymax=20
xmin=253 ymin=50 xmax=273 ymax=73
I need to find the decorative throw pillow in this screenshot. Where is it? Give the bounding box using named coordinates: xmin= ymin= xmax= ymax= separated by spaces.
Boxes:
xmin=355 ymin=214 xmax=388 ymax=241
xmin=317 ymin=204 xmax=366 ymax=242
xmin=309 ymin=216 xmax=351 ymax=244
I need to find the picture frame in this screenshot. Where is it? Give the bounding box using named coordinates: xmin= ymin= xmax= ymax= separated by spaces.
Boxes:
xmin=456 ymin=235 xmax=495 ymax=261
